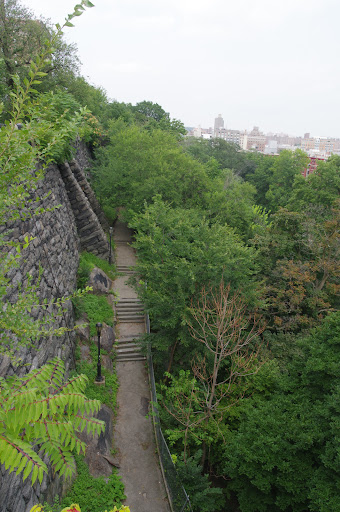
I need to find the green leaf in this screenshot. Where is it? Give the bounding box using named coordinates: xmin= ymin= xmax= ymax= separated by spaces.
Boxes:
xmin=22 ymin=460 xmax=32 ymax=481
xmin=32 ymin=464 xmax=39 ymax=485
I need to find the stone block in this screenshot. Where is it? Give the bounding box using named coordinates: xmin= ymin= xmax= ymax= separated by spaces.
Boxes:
xmin=99 ymin=324 xmax=115 ymax=353
xmin=88 ymin=267 xmax=112 ymax=294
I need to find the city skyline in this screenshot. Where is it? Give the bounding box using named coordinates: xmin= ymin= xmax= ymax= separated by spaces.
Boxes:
xmin=191 ymin=116 xmax=339 ymax=140
xmin=24 ymin=0 xmax=340 ymax=138
xmin=188 ymin=115 xmax=340 ymax=157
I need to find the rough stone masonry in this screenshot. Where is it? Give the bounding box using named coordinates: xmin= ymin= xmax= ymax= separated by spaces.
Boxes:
xmin=0 ymin=142 xmax=109 ymax=512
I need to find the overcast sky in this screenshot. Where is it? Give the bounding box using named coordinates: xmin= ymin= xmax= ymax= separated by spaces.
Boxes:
xmin=23 ymin=0 xmax=340 ymax=137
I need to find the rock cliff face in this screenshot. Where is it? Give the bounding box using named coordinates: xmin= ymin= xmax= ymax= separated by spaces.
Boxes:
xmin=0 ymin=142 xmax=108 ymax=512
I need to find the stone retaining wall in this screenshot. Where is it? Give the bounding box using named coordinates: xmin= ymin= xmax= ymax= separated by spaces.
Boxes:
xmin=0 ymin=143 xmax=108 ymax=512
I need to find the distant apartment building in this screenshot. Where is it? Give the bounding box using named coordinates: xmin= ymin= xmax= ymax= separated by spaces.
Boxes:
xmin=214 ymin=114 xmax=224 ymax=137
xmin=224 ymin=130 xmax=241 ymax=145
xmin=188 ymin=125 xmax=213 ymax=139
xmin=188 ymin=115 xmax=340 ymax=158
xmin=239 ymin=133 xmax=247 ymax=150
xmin=301 ymin=136 xmax=340 ymax=157
xmin=214 ymin=128 xmax=241 ymax=145
xmin=267 ymin=133 xmax=302 ymax=148
xmin=301 ymin=137 xmax=319 ymax=153
xmin=245 ymin=127 xmax=266 ymax=152
xmin=302 ymin=157 xmax=326 ymax=177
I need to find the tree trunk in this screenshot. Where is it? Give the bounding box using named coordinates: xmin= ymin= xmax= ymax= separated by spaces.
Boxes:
xmin=166 ymin=339 xmax=178 ymax=376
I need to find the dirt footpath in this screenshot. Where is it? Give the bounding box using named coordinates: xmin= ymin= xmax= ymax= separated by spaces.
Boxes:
xmin=113 ymin=219 xmax=170 ymax=512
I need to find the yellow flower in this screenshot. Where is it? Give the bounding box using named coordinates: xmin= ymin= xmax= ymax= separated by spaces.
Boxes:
xmin=60 ymin=505 xmax=81 ymax=512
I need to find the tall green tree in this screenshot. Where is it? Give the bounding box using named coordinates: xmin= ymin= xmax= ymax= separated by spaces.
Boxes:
xmin=288 ymin=155 xmax=340 ymax=212
xmin=92 ymin=123 xmax=214 ymax=219
xmin=222 ymin=312 xmax=340 ymax=512
xmin=182 ymin=137 xmax=257 ymax=178
xmin=265 ymin=150 xmax=309 ymax=212
xmin=130 ymin=197 xmax=260 ymax=369
xmin=253 ymin=203 xmax=339 ymax=332
xmin=132 ymin=100 xmax=186 ymax=139
xmin=0 ymin=0 xmax=80 ymax=111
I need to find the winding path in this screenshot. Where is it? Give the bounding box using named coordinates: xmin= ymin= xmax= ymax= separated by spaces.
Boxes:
xmin=112 ymin=218 xmax=171 ymax=512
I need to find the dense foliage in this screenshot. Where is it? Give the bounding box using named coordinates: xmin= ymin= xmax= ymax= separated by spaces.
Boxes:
xmin=223 ymin=312 xmax=340 ymax=512
xmin=1 ymin=0 xmax=339 ymax=509
xmin=91 ymin=95 xmax=339 ymax=511
xmin=0 ymin=358 xmax=104 ymax=484
xmin=0 ymin=0 xmax=118 ymax=501
xmin=60 ymin=456 xmax=126 ymax=512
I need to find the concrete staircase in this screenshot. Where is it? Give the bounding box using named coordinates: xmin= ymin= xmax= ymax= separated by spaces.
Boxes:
xmin=116 ymin=299 xmax=144 ymax=322
xmin=117 ymin=265 xmax=136 ymax=276
xmin=115 ymin=333 xmax=145 ymax=362
xmin=115 ymin=299 xmax=146 ymax=361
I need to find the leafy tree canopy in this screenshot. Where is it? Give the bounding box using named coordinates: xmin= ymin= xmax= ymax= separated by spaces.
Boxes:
xmin=132 ymin=100 xmax=186 ymax=139
xmin=253 ymin=203 xmax=339 ymax=332
xmin=129 ymin=197 xmax=260 ymax=367
xmin=289 ymin=155 xmax=340 ymax=212
xmin=182 ymin=137 xmax=257 ymax=178
xmin=0 ymin=0 xmax=80 ymax=114
xmin=265 ymin=149 xmax=309 ymax=212
xmin=222 ymin=312 xmax=340 ymax=512
xmin=92 ymin=123 xmax=215 ymax=219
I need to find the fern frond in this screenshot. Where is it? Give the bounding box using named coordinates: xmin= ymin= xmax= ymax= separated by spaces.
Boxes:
xmin=73 ymin=415 xmax=105 ymax=436
xmin=51 ymin=373 xmax=88 ymax=396
xmin=0 ymin=358 xmax=103 ymax=483
xmin=25 ymin=418 xmax=73 ymax=444
xmin=54 ymin=392 xmax=99 ymax=415
xmin=0 ymin=435 xmax=47 ymax=484
xmin=41 ymin=441 xmax=76 ymax=480
xmin=44 ymin=358 xmax=65 ymax=389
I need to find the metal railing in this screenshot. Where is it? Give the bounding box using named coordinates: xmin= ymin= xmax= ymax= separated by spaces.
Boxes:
xmin=146 ymin=313 xmax=193 ymax=512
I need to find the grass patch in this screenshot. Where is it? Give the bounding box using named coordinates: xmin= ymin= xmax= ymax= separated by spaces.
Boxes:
xmin=75 ymin=357 xmax=118 ymax=409
xmin=62 ymin=353 xmax=122 ymax=511
xmin=73 ymin=294 xmax=113 ymax=335
xmin=60 ymin=455 xmax=126 ymax=512
xmin=57 ymin=248 xmax=123 ymax=512
xmin=77 ymin=252 xmax=117 ymax=288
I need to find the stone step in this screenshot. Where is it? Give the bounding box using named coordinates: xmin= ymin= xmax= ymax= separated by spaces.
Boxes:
xmin=116 ymin=306 xmax=144 ymax=312
xmin=117 ymin=313 xmax=144 ymax=319
xmin=118 ymin=298 xmax=142 ymax=303
xmin=117 ymin=345 xmax=141 ymax=354
xmin=118 ymin=334 xmax=143 ymax=340
xmin=116 ymin=340 xmax=145 ymax=361
xmin=117 ymin=309 xmax=144 ymax=316
xmin=116 ymin=354 xmax=146 ymax=362
xmin=117 ymin=306 xmax=142 ymax=310
xmin=116 ymin=301 xmax=143 ymax=308
xmin=117 ymin=317 xmax=145 ymax=324
xmin=116 ymin=342 xmax=140 ymax=351
xmin=116 ymin=306 xmax=144 ymax=313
